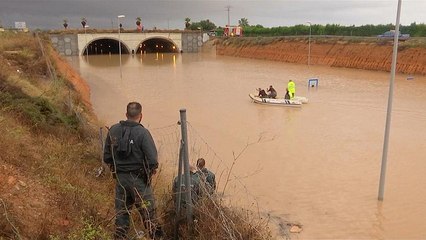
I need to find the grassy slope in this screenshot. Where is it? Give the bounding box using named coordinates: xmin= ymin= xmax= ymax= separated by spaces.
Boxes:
xmin=0 ymin=32 xmax=272 ymax=240
xmin=0 ymin=31 xmax=113 ymax=239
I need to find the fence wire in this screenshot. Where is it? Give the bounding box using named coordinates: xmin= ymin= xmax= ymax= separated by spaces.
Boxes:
xmin=104 ymin=118 xmax=289 ymax=239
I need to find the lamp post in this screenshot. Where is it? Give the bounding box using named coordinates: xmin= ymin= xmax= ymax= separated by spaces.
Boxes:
xmin=306 ymin=21 xmax=312 ymax=66
xmin=117 ymin=15 xmax=125 ymax=79
xmin=378 ymin=0 xmax=403 ymax=201
xmin=84 ymin=25 xmax=89 ymax=58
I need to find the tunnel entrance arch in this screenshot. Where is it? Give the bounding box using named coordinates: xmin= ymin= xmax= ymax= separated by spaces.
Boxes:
xmin=136 ymin=37 xmax=179 ymax=54
xmin=82 ymin=38 xmax=130 ymax=55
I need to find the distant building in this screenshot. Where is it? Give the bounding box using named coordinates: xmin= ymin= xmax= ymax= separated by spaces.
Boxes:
xmin=14 ymin=21 xmax=29 ymax=32
xmin=15 ymin=21 xmax=26 ymax=29
xmin=223 ymin=25 xmax=243 ymax=37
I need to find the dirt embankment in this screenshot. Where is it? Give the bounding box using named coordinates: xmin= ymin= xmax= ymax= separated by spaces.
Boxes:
xmin=216 ymin=37 xmax=426 ymax=75
xmin=50 ymin=50 xmax=92 ymax=109
xmin=0 ymin=32 xmax=108 ymax=239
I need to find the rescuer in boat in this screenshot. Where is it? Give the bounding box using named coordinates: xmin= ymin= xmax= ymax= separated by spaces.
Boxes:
xmin=267 ymin=85 xmax=277 ymax=99
xmin=284 ymin=88 xmax=291 ymax=100
xmin=257 ymin=88 xmax=268 ymax=98
xmin=287 ymin=80 xmax=296 ymax=99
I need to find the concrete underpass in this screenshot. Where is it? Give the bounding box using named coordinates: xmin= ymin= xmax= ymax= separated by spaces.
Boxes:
xmin=51 ymin=31 xmax=202 ymax=56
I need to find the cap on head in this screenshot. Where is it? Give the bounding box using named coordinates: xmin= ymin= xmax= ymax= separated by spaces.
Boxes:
xmin=196 ymin=158 xmax=206 ymax=169
xmin=126 ymin=102 xmax=142 ymax=118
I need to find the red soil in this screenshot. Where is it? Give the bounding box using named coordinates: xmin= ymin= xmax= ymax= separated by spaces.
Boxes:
xmin=216 ymin=38 xmax=426 ymax=75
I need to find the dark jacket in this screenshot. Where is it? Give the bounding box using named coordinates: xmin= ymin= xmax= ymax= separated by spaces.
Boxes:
xmin=172 ymin=172 xmax=201 ymax=205
xmin=258 ymin=89 xmax=268 ymax=98
xmin=197 ymin=168 xmax=216 ymax=194
xmin=267 ymin=87 xmax=277 ymax=99
xmin=284 ymin=90 xmax=291 ymax=100
xmin=104 ymin=120 xmax=158 ymax=175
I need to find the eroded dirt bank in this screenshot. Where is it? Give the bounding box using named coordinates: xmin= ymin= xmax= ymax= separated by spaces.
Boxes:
xmin=216 ymin=37 xmax=426 ymax=75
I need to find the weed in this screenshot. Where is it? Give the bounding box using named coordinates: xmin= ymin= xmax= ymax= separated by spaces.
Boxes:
xmin=67 ymin=216 xmax=111 ymax=240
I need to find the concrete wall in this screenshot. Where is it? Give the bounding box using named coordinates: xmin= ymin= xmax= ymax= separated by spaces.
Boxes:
xmin=50 ymin=34 xmax=78 ymax=56
xmin=181 ymin=32 xmax=202 ymax=53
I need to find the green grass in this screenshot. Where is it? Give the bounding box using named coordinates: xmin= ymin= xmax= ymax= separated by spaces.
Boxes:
xmin=0 ymin=81 xmax=79 ymax=131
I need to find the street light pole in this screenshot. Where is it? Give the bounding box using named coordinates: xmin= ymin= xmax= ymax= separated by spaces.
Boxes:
xmin=84 ymin=25 xmax=89 ymax=59
xmin=117 ymin=15 xmax=125 ymax=79
xmin=378 ymin=0 xmax=403 ymax=201
xmin=306 ymin=21 xmax=312 ymax=66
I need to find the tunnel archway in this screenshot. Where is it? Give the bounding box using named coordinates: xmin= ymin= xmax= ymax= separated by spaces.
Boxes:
xmin=82 ymin=38 xmax=130 ymax=55
xmin=137 ymin=37 xmax=178 ymax=54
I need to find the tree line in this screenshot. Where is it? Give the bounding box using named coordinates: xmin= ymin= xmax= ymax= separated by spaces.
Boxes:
xmin=184 ymin=17 xmax=426 ymax=37
xmin=237 ymin=22 xmax=426 ymax=37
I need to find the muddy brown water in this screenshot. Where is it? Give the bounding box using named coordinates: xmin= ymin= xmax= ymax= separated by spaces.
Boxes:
xmin=67 ymin=49 xmax=426 ymax=239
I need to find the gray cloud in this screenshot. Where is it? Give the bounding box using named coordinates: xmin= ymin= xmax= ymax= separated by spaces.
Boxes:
xmin=1 ymin=0 xmax=425 ymax=30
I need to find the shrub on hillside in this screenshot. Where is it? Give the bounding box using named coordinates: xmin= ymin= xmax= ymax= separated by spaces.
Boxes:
xmin=0 ymin=80 xmax=79 ymax=131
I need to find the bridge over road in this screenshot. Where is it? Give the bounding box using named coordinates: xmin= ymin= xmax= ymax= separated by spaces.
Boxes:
xmin=50 ymin=31 xmax=203 ymax=56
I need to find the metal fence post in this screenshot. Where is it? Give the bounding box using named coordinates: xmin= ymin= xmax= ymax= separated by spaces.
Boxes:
xmin=179 ymin=109 xmax=193 ymax=227
xmin=174 ymin=142 xmax=184 ymax=239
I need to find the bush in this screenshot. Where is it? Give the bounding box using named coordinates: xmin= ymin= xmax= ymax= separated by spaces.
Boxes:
xmin=0 ymin=80 xmax=79 ymax=131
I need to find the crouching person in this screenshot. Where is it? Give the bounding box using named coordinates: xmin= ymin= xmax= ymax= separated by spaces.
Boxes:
xmin=172 ymin=165 xmax=201 ymax=206
xmin=196 ymin=158 xmax=216 ymax=195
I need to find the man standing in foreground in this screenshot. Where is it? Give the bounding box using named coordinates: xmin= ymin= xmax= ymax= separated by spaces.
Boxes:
xmin=287 ymin=79 xmax=296 ymax=99
xmin=104 ymin=102 xmax=163 ymax=240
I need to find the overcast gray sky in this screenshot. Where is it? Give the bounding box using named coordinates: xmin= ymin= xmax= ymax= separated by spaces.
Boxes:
xmin=1 ymin=0 xmax=425 ymax=30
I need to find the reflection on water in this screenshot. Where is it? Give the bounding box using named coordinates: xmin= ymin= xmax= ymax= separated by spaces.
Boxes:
xmin=69 ymin=51 xmax=426 ymax=239
xmin=138 ymin=52 xmax=178 ymax=66
xmin=81 ymin=53 xmax=178 ymax=68
xmin=82 ymin=54 xmax=131 ymax=67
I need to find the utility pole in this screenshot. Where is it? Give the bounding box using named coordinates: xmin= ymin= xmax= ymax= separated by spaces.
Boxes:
xmin=226 ymin=5 xmax=231 ymax=26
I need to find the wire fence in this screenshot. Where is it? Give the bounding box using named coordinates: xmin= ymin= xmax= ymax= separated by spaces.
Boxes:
xmin=145 ymin=112 xmax=291 ymax=239
xmin=35 ymin=32 xmax=90 ymax=130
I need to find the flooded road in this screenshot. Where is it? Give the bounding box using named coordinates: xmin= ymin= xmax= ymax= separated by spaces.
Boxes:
xmin=68 ymin=48 xmax=426 ymax=239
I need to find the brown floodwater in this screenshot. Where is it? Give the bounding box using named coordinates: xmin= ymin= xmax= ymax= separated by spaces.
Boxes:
xmin=67 ymin=48 xmax=426 ymax=239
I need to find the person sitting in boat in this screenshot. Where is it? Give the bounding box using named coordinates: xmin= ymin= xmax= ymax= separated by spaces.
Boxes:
xmin=284 ymin=88 xmax=291 ymax=100
xmin=257 ymin=88 xmax=268 ymax=98
xmin=267 ymin=85 xmax=277 ymax=99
